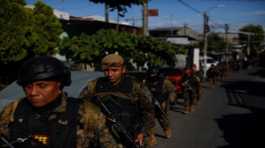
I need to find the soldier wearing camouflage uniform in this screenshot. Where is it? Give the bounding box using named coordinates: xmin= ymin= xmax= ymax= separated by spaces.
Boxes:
xmin=182 ymin=67 xmax=196 ymax=113
xmin=0 ymin=56 xmax=120 ymax=148
xmin=145 ymin=68 xmax=176 ymax=140
xmin=80 ymin=54 xmax=156 ymax=147
xmin=191 ymin=64 xmax=202 ymax=105
xmin=206 ymin=64 xmax=217 ymax=87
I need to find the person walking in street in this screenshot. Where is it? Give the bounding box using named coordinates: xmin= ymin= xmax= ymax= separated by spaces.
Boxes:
xmin=145 ymin=67 xmax=176 ymax=139
xmin=80 ymin=53 xmax=156 ymax=147
xmin=182 ymin=67 xmax=196 ymax=113
xmin=0 ymin=56 xmax=120 ymax=148
xmin=191 ymin=64 xmax=203 ymax=105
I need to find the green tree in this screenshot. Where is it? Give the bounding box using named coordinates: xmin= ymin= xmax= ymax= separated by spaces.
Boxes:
xmin=29 ymin=1 xmax=63 ymax=55
xmin=239 ymin=24 xmax=264 ymax=56
xmin=60 ymin=29 xmax=138 ymax=67
xmin=89 ymin=0 xmax=147 ymax=16
xmin=60 ymin=29 xmax=177 ymax=69
xmin=60 ymin=33 xmax=101 ymax=64
xmin=136 ymin=36 xmax=176 ymax=66
xmin=207 ymin=32 xmax=226 ymax=53
xmin=0 ymin=0 xmax=29 ymax=63
xmin=0 ymin=0 xmax=63 ymax=63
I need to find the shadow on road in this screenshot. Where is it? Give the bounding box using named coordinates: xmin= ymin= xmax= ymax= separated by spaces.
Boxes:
xmin=221 ymin=80 xmax=265 ymax=110
xmin=216 ymin=112 xmax=265 ymax=148
xmin=249 ymin=68 xmax=265 ymax=78
xmin=217 ymin=80 xmax=265 ymax=148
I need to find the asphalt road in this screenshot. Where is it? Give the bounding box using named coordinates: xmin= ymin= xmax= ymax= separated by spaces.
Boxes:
xmin=154 ymin=67 xmax=265 ymax=148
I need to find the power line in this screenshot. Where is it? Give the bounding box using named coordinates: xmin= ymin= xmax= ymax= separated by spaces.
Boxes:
xmin=178 ymin=0 xmax=201 ymax=14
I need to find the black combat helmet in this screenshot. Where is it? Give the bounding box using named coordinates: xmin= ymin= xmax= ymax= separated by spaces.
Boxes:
xmin=17 ymin=56 xmax=71 ymax=87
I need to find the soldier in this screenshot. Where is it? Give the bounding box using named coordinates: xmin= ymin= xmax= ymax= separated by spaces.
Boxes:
xmin=191 ymin=64 xmax=202 ymax=105
xmin=182 ymin=67 xmax=196 ymax=113
xmin=0 ymin=56 xmax=120 ymax=148
xmin=145 ymin=68 xmax=176 ymax=139
xmin=80 ymin=54 xmax=156 ymax=147
xmin=206 ymin=64 xmax=216 ymax=87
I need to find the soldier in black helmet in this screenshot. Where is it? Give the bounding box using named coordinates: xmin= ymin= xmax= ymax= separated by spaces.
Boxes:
xmin=0 ymin=56 xmax=120 ymax=148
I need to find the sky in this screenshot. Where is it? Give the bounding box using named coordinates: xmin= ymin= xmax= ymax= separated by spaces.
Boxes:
xmin=26 ymin=0 xmax=265 ymax=33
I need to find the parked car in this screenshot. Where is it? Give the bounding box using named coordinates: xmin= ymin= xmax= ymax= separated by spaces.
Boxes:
xmin=200 ymin=57 xmax=219 ymax=72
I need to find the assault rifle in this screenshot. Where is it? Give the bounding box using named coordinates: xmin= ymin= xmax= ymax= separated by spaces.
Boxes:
xmin=153 ymin=98 xmax=167 ymax=119
xmin=182 ymin=79 xmax=193 ymax=91
xmin=0 ymin=136 xmax=14 ymax=148
xmin=92 ymin=95 xmax=143 ymax=148
xmin=0 ymin=136 xmax=30 ymax=148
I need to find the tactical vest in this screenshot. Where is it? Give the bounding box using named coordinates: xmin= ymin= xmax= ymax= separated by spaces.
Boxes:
xmin=9 ymin=97 xmax=80 ymax=148
xmin=95 ymin=76 xmax=143 ymax=136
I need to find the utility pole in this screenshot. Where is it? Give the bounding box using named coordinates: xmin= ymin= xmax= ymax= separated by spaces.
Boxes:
xmin=247 ymin=34 xmax=251 ymax=56
xmin=116 ymin=10 xmax=120 ymax=31
xmin=183 ymin=23 xmax=188 ymax=36
xmin=203 ymin=12 xmax=209 ymax=78
xmin=224 ymin=24 xmax=229 ymax=65
xmin=142 ymin=0 xmax=149 ymax=36
xmin=104 ymin=3 xmax=109 ymax=23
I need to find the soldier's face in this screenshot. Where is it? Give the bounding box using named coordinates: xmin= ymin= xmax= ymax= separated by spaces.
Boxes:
xmin=24 ymin=80 xmax=62 ymax=107
xmin=103 ymin=66 xmax=126 ymax=85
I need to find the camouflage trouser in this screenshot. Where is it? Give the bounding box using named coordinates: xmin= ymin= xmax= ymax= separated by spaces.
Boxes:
xmin=145 ymin=99 xmax=171 ymax=147
xmin=183 ymin=88 xmax=196 ymax=112
xmin=155 ymin=99 xmax=170 ymax=130
xmin=194 ymin=83 xmax=201 ymax=104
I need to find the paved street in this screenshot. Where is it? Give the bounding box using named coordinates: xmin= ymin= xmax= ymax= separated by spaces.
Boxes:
xmin=154 ymin=67 xmax=265 ymax=148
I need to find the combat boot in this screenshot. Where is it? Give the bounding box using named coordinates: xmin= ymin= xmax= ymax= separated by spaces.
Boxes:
xmin=183 ymin=105 xmax=189 ymax=114
xmin=188 ymin=105 xmax=192 ymax=112
xmin=164 ymin=128 xmax=172 ymax=139
xmin=147 ymin=134 xmax=157 ymax=146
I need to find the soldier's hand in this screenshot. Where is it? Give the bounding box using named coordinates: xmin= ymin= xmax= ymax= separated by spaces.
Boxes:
xmin=135 ymin=133 xmax=144 ymax=146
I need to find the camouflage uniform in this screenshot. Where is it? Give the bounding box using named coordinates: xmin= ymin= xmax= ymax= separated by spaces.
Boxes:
xmin=192 ymin=69 xmax=203 ymax=105
xmin=80 ymin=54 xmax=155 ymax=147
xmin=80 ymin=76 xmax=155 ymax=137
xmin=0 ymin=93 xmax=122 ymax=148
xmin=206 ymin=65 xmax=217 ymax=87
xmin=145 ymin=76 xmax=176 ymax=138
xmin=182 ymin=68 xmax=196 ymax=113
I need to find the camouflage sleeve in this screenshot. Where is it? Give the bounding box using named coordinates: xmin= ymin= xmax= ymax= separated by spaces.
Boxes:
xmin=133 ymin=83 xmax=155 ymax=135
xmin=79 ymin=100 xmax=122 ymax=148
xmin=79 ymin=80 xmax=97 ymax=100
xmin=0 ymin=100 xmax=20 ymax=137
xmin=164 ymin=79 xmax=176 ymax=93
xmin=164 ymin=79 xmax=176 ymax=102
